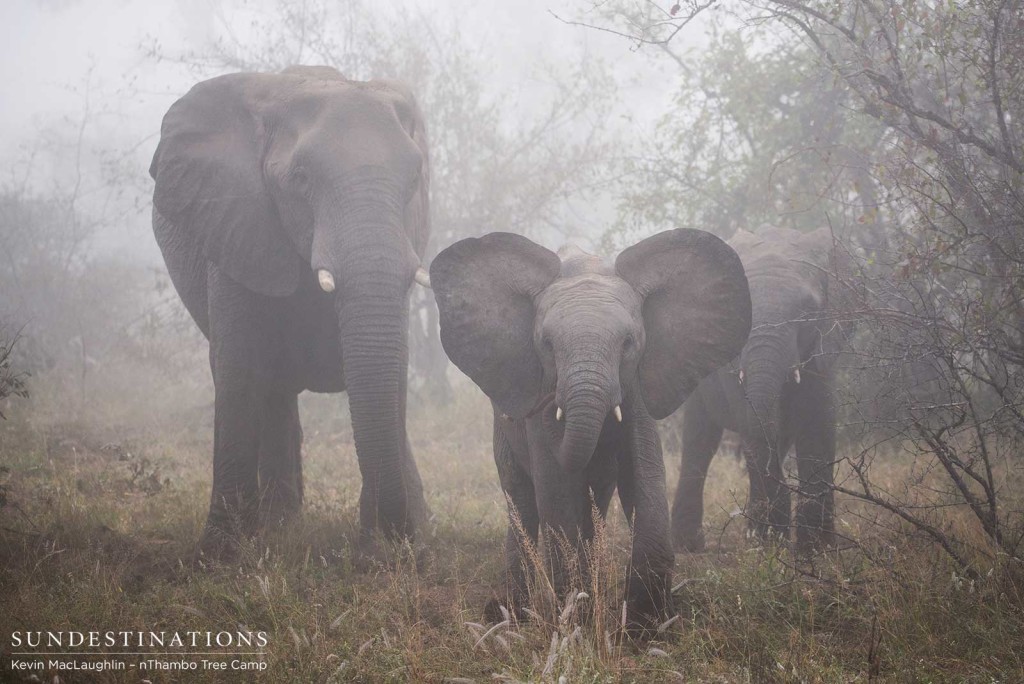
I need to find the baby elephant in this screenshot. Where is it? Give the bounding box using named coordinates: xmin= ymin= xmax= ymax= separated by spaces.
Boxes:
xmin=431 ymin=229 xmax=751 ymax=632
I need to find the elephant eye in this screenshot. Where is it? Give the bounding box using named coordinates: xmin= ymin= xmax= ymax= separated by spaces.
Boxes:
xmin=291 ymin=168 xmax=311 ymax=194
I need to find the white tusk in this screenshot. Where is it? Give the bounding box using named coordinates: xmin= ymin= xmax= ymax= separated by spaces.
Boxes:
xmin=414 ymin=267 xmax=431 ymax=289
xmin=793 ymin=368 xmax=801 ymax=384
xmin=318 ymin=269 xmax=336 ymax=293
xmin=555 ymin=406 xmax=563 ymax=421
xmin=613 ymin=405 xmax=622 ymax=422
xmin=738 ymin=369 xmax=744 ymax=384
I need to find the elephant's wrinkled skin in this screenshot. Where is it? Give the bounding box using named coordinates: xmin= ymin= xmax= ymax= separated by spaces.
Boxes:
xmin=149 ymin=66 xmax=431 ymax=557
xmin=672 ymin=226 xmax=842 ymax=553
xmin=430 ymin=230 xmax=751 ymax=633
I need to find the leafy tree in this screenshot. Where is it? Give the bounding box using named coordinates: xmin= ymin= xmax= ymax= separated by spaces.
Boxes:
xmin=611 ymin=22 xmax=885 ymax=250
xmin=579 ymin=0 xmax=1024 ymax=568
xmin=0 ymin=331 xmax=28 ymax=420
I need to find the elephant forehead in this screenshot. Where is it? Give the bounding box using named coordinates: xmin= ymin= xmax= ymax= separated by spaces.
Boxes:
xmin=741 ymin=252 xmax=801 ymax=279
xmin=536 ymin=274 xmax=641 ymax=323
xmin=264 ymin=78 xmax=405 ymax=126
xmin=557 ymin=245 xmax=614 ymax=277
xmin=742 ymin=253 xmax=823 ymax=309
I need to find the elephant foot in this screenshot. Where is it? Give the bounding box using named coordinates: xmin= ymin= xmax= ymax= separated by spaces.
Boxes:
xmin=483 ymin=599 xmax=505 ymax=625
xmin=354 ymin=532 xmax=390 ymax=572
xmin=672 ymin=527 xmax=705 ymax=554
xmin=368 ymin=499 xmax=432 ymax=547
xmin=624 ymin=569 xmax=675 ymax=641
xmin=353 ymin=530 xmax=429 ymax=573
xmin=747 ymin=518 xmax=790 ymax=546
xmin=195 ymin=524 xmax=246 ymax=567
xmin=409 ymin=493 xmax=433 ymax=533
xmin=484 ymin=597 xmax=525 ymax=625
xmin=795 ymin=499 xmax=835 ymax=554
xmin=795 ymin=526 xmax=835 ymax=555
xmin=256 ymin=490 xmax=303 ymax=530
xmin=622 ymin=581 xmax=671 ymax=643
xmin=194 ymin=498 xmax=264 ymax=566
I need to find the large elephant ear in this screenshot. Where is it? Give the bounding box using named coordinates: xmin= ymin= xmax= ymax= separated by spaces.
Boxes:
xmin=430 ymin=233 xmax=560 ymax=418
xmin=150 ymin=73 xmax=301 ymax=297
xmin=617 ymin=229 xmax=752 ymax=419
xmin=795 ymin=227 xmax=849 ymax=375
xmin=386 ymin=81 xmax=431 ymax=258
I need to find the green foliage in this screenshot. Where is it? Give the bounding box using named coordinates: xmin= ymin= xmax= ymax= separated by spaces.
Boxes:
xmin=0 ymin=332 xmax=29 ymax=419
xmin=610 ymin=18 xmax=884 ymax=249
xmin=588 ymin=0 xmax=1024 ymax=570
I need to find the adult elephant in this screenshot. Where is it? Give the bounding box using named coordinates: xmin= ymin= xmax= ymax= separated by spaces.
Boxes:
xmin=431 ymin=230 xmax=751 ymax=633
xmin=672 ymin=225 xmax=842 ymax=553
xmin=149 ymin=66 xmax=432 ymax=558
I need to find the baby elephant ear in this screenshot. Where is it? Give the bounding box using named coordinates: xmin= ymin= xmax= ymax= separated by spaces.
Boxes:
xmin=431 ymin=233 xmax=560 ymax=418
xmin=616 ymin=229 xmax=752 ymax=419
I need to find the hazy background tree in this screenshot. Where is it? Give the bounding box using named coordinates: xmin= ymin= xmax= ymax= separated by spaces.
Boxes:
xmin=581 ymin=0 xmax=1024 ymax=568
xmin=0 ymin=332 xmax=28 ymax=419
xmin=611 ymin=23 xmax=885 ymax=250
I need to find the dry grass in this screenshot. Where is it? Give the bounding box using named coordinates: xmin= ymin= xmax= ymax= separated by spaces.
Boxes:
xmin=1 ymin=367 xmax=1023 ymax=682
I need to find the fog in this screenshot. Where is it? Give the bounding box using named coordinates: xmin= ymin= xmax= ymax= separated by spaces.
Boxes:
xmin=1 ymin=0 xmax=686 ymax=263
xmin=1 ymin=0 xmax=1022 ymax=678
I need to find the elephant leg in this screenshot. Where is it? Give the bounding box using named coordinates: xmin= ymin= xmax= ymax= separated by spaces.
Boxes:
xmin=744 ymin=439 xmax=791 ymax=543
xmin=621 ymin=409 xmax=674 ymax=635
xmin=398 ymin=435 xmax=433 ymax=571
xmin=589 ymin=424 xmax=620 ymax=520
xmin=499 ymin=484 xmax=539 ymax=621
xmin=202 ymin=267 xmax=279 ymax=557
xmin=794 ymin=369 xmax=836 ymax=552
xmin=671 ymin=397 xmax=723 ymax=553
xmin=534 ymin=483 xmax=588 ymax=603
xmin=531 ymin=451 xmax=589 ymax=605
xmin=617 ymin=448 xmax=636 ymax=527
xmin=203 ymin=381 xmax=262 ymax=556
xmin=486 ymin=420 xmax=539 ymax=623
xmin=592 ymin=479 xmax=616 ymax=520
xmin=257 ymin=391 xmax=304 ymax=528
xmin=403 ymin=436 xmax=430 ymax=528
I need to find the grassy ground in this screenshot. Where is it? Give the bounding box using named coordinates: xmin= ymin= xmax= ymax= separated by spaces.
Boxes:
xmin=1 ymin=367 xmax=1023 ymax=683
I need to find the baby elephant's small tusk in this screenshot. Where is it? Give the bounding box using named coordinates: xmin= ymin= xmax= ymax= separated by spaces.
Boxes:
xmin=318 ymin=269 xmax=336 ymax=293
xmin=555 ymin=406 xmax=563 ymax=421
xmin=793 ymin=368 xmax=801 ymax=384
xmin=738 ymin=369 xmax=745 ymax=384
xmin=414 ymin=267 xmax=431 ymax=289
xmin=613 ymin=405 xmax=622 ymax=422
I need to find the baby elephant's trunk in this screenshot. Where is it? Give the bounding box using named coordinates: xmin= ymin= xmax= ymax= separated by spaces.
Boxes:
xmin=556 ymin=371 xmax=617 ymax=473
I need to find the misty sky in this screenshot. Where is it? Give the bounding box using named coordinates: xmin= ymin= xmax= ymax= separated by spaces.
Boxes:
xmin=0 ymin=0 xmax=682 ymax=142
xmin=0 ymin=0 xmax=701 ymax=258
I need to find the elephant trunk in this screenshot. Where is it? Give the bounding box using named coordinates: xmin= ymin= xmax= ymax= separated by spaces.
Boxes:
xmin=315 ymin=169 xmax=418 ymax=539
xmin=741 ymin=330 xmax=793 ymax=451
xmin=338 ymin=284 xmax=411 ymax=538
xmin=556 ymin=354 xmax=619 ymax=474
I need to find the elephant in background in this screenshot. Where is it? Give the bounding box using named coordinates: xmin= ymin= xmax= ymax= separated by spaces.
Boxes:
xmin=672 ymin=225 xmax=843 ymax=553
xmin=431 ymin=230 xmax=751 ymax=632
xmin=149 ymin=65 xmax=432 ymax=557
